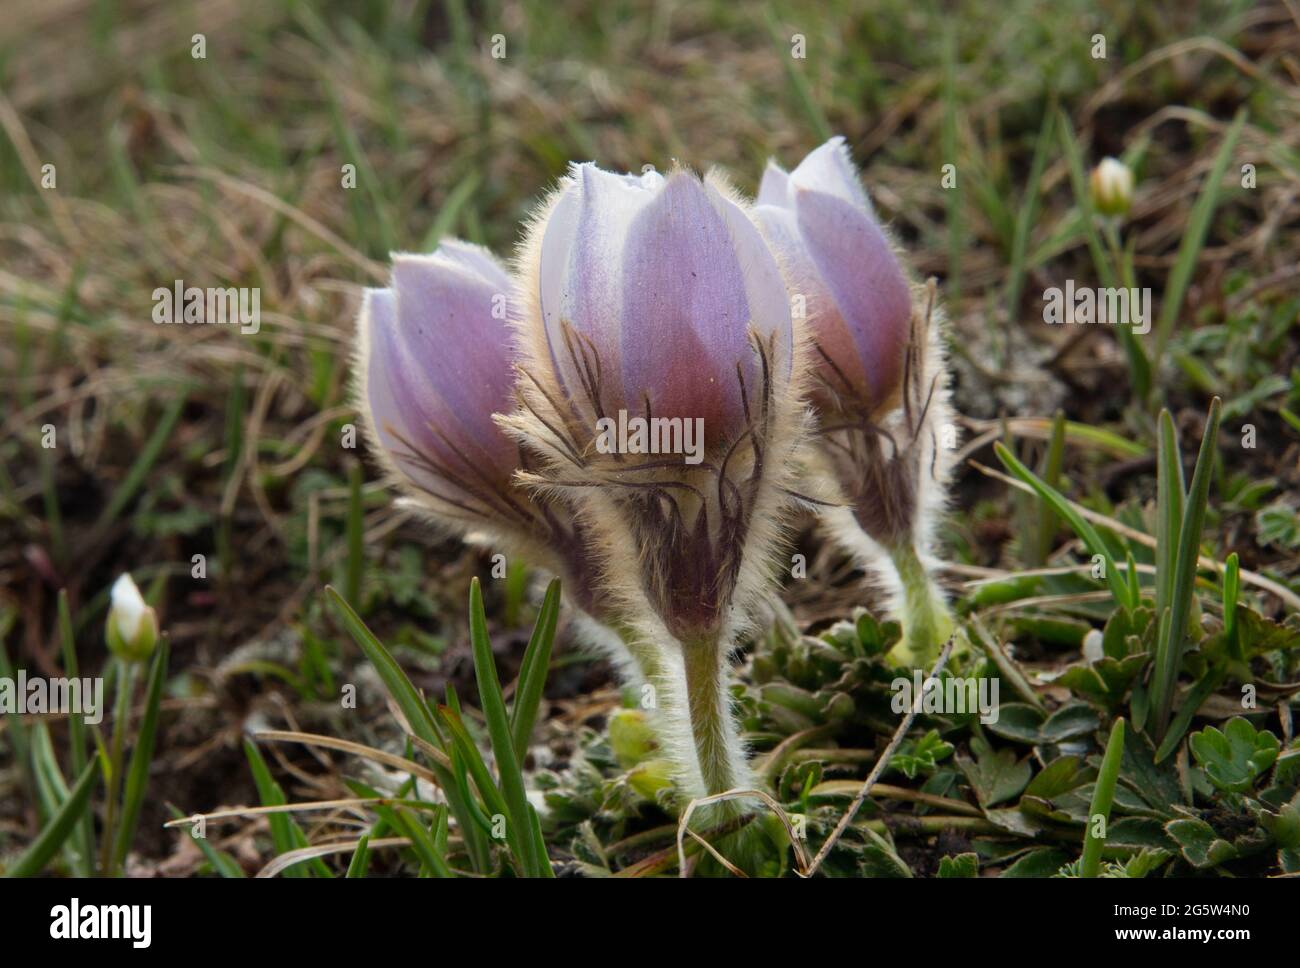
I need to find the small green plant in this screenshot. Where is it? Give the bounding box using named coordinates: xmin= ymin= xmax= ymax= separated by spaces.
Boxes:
xmin=2 ymin=578 xmax=168 ymax=877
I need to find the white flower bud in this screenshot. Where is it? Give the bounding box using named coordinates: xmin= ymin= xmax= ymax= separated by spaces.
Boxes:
xmin=106 ymin=573 xmax=158 ymax=662
xmin=1090 ymin=157 xmax=1134 ymax=217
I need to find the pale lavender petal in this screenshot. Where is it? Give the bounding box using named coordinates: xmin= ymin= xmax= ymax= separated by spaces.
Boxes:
xmin=757 ymin=160 xmax=791 ymax=208
xmin=390 ymin=252 xmax=517 ymax=472
xmin=435 ymin=238 xmax=512 ymax=291
xmin=754 ymin=202 xmax=868 ymax=397
xmin=548 ymin=164 xmax=658 ymax=410
xmin=619 ymin=173 xmax=757 ymax=435
xmin=363 ymin=287 xmax=453 ymax=494
xmin=788 ymin=136 xmax=874 ymax=219
xmin=706 ymin=185 xmax=793 ymax=383
xmin=794 ymin=188 xmax=911 ymax=409
xmin=538 ymin=176 xmax=581 ymax=366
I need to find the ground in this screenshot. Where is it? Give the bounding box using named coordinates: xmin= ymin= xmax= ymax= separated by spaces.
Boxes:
xmin=1 ymin=0 xmax=1298 ymax=878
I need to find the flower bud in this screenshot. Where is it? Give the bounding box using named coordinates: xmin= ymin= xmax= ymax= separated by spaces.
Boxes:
xmin=1090 ymin=157 xmax=1134 ymax=218
xmin=509 ymin=162 xmax=802 ymax=643
xmin=753 ymin=136 xmax=911 ymax=415
xmin=753 ymin=138 xmax=957 ymax=665
xmin=106 ymin=573 xmax=158 ymax=662
xmin=355 ymin=240 xmax=612 ymax=626
xmin=608 ymin=708 xmax=657 ymax=768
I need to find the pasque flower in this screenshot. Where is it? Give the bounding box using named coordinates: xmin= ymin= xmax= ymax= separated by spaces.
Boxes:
xmin=503 ymin=164 xmax=809 ymax=801
xmin=354 ymin=239 xmax=645 ymax=677
xmin=754 ymin=137 xmax=957 ymax=666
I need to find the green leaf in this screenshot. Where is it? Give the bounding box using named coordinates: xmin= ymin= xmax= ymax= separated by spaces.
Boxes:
xmin=345 ymin=834 xmax=371 ymax=879
xmin=891 ymin=728 xmax=954 ymax=778
xmin=858 ymin=827 xmax=913 ymax=877
xmin=994 ymin=442 xmax=1134 ymax=611
xmin=958 ymin=736 xmax=1031 ymax=808
xmin=1153 ymin=667 xmax=1225 ymax=764
xmin=1118 ymin=727 xmax=1185 ymax=814
xmin=167 ymin=805 xmax=245 ymax=878
xmin=5 ymin=757 xmax=100 ymax=877
xmin=325 ymin=586 xmax=438 ymax=745
xmin=57 ymin=590 xmax=94 ymax=875
xmin=509 ymin=578 xmax=560 ymax=761
xmin=1000 ymin=847 xmax=1069 ymax=877
xmin=242 ymin=739 xmax=332 ymax=878
xmin=326 ymin=585 xmax=490 ymax=873
xmin=94 ymin=390 xmax=190 ymax=536
xmin=1189 ymin=717 xmax=1280 ymax=793
xmin=467 ymin=578 xmax=550 ymax=877
xmin=1166 ymin=818 xmax=1239 ymax=869
xmin=1057 ymin=110 xmax=1116 ymax=289
xmin=112 ymin=639 xmax=169 ymax=873
xmin=1155 ymin=409 xmax=1185 ymax=619
xmin=1222 ymin=552 xmax=1241 ymax=659
xmin=377 ymin=805 xmax=453 ymax=878
xmin=343 ymin=461 xmax=364 ymax=608
xmin=1151 ymin=396 xmax=1221 ymax=739
xmin=1154 ymin=109 xmax=1247 ymax=356
xmin=1081 ymin=718 xmax=1125 ymax=877
xmin=937 ymin=852 xmax=979 ymax=878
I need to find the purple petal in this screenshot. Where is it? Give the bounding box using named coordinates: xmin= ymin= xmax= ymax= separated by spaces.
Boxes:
xmin=619 ymin=173 xmax=765 ymax=435
xmin=754 ymin=202 xmax=867 ymax=399
xmin=757 ymin=160 xmax=790 ymax=208
xmin=358 ymin=242 xmax=522 ymax=504
xmin=793 ymin=188 xmax=911 ymax=409
xmin=788 ymin=136 xmax=876 ymax=218
xmin=542 ymin=165 xmax=659 ymax=410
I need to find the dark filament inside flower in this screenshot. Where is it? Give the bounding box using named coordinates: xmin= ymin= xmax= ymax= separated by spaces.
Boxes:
xmin=815 ymin=285 xmax=943 ymax=550
xmin=523 ymin=322 xmax=782 ymax=641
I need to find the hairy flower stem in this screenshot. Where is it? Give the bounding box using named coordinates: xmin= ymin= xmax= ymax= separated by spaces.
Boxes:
xmin=681 ymin=633 xmax=749 ymax=805
xmin=888 ymin=541 xmax=953 ymax=668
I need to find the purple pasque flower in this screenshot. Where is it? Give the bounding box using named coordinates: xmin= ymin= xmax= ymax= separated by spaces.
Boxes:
xmin=355 ymin=239 xmax=607 ymax=616
xmin=753 ymin=136 xmax=912 ymax=418
xmin=512 ymin=162 xmax=802 ymax=643
xmin=754 ymin=137 xmax=950 ymax=552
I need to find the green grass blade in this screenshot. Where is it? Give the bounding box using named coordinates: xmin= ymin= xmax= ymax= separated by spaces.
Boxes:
xmin=762 ymin=7 xmax=832 ymax=144
xmin=345 ymin=833 xmax=371 ymax=878
xmin=167 ymin=805 xmax=245 ymax=877
xmin=326 ymin=586 xmax=491 ymax=871
xmin=436 ymin=705 xmax=519 ymax=847
xmin=1033 ymin=410 xmax=1067 ymax=566
xmin=242 ymin=739 xmax=333 ymax=878
xmin=527 ymin=803 xmax=554 ymax=878
xmin=1154 ymin=110 xmax=1247 ymax=359
xmin=385 ymin=806 xmax=454 ymax=878
xmin=1155 ymin=409 xmax=1185 ymax=617
xmin=111 ymin=639 xmax=169 ymax=874
xmin=509 ymin=578 xmax=560 ymax=761
xmin=1006 ymin=110 xmax=1054 ymax=334
xmin=1222 ymin=552 xmax=1241 ymax=660
xmin=942 ymin=24 xmax=964 ymax=301
xmin=467 ymin=577 xmax=544 ymax=877
xmin=326 ymin=585 xmax=438 ymax=745
xmin=58 ymin=590 xmax=95 ymax=874
xmin=93 ymin=390 xmax=189 ymax=536
xmin=0 ymin=612 xmax=34 ymax=800
xmin=5 ymin=756 xmax=100 ymax=877
xmin=1080 ymin=717 xmax=1125 ymax=877
xmin=1057 ymin=110 xmax=1117 ymax=290
xmin=994 ymin=442 xmax=1134 ymax=610
xmin=1151 ymin=397 xmax=1222 ymax=738
xmin=1154 ymin=667 xmax=1225 ymax=764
